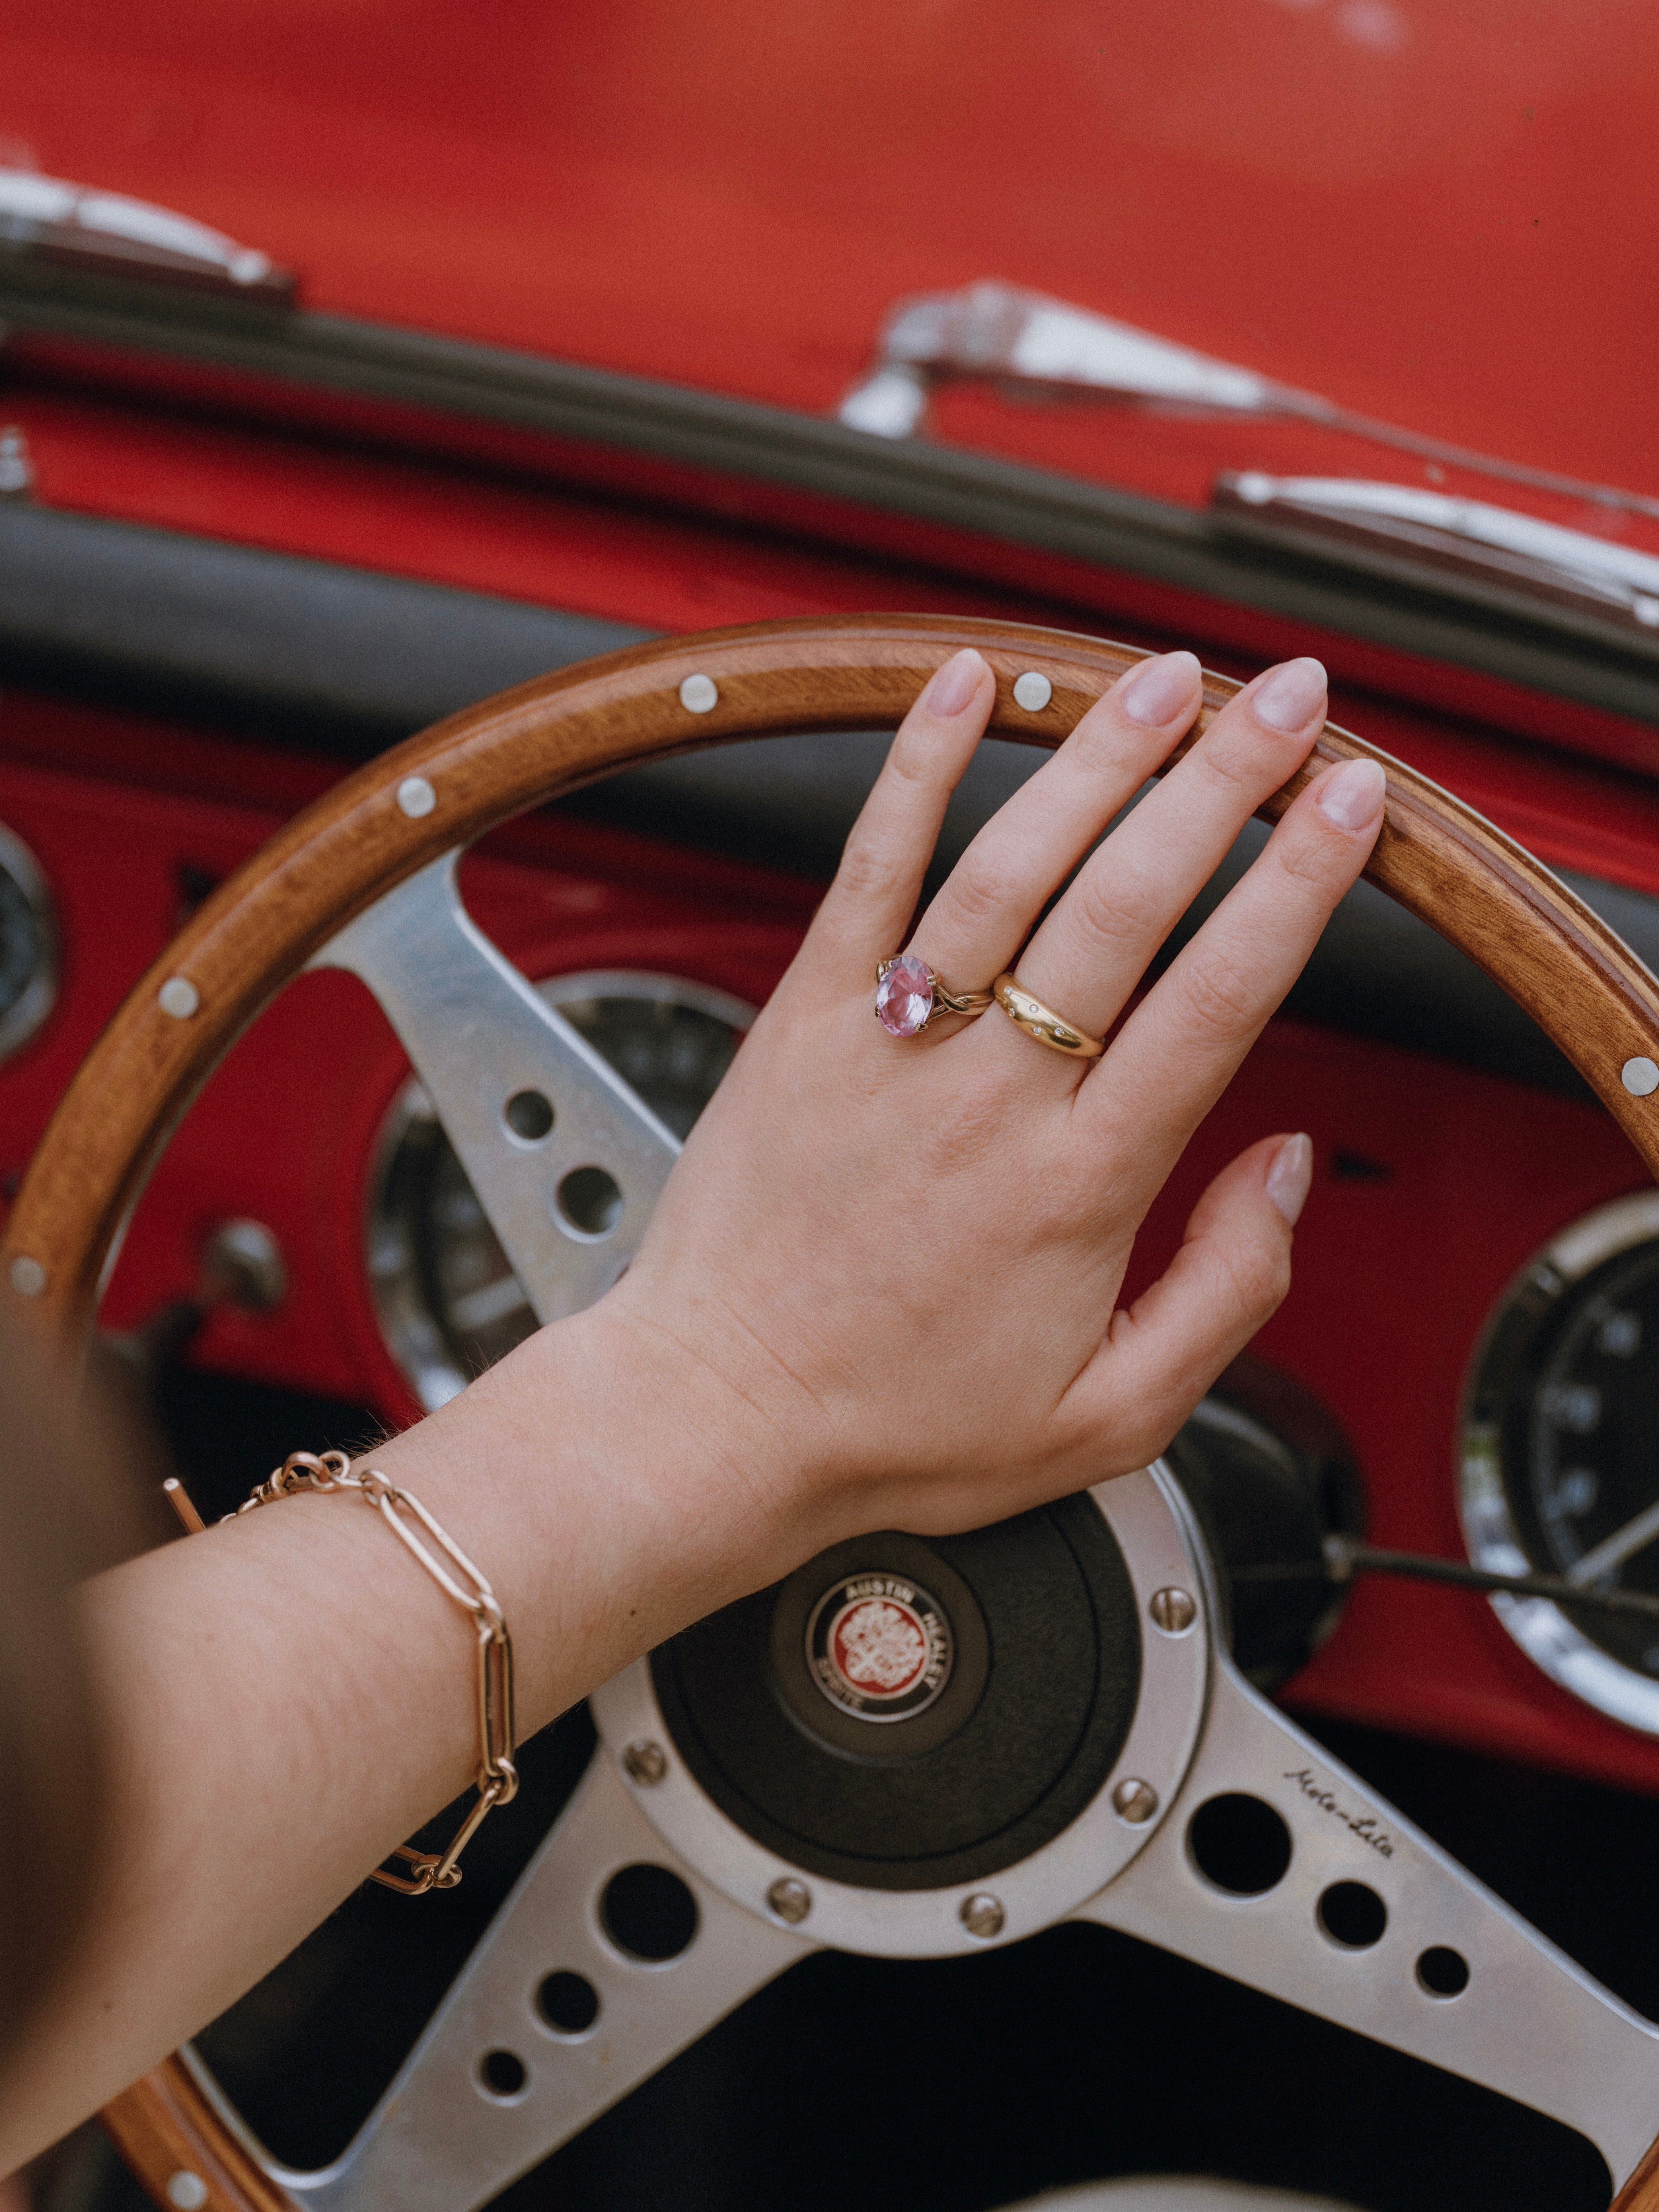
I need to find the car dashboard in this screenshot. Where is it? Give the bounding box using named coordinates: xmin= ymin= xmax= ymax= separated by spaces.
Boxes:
xmin=8 ymin=136 xmax=1659 ymax=2210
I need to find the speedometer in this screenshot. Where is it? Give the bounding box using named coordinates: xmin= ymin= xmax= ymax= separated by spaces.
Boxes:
xmin=368 ymin=970 xmax=753 ymax=1410
xmin=1461 ymin=1190 xmax=1659 ymax=1733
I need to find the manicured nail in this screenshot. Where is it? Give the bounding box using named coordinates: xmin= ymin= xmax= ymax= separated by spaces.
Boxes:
xmin=1119 ymin=650 xmax=1201 ymax=728
xmin=1266 ymin=1133 xmax=1314 ymax=1227
xmin=1253 ymin=656 xmax=1327 ymax=734
xmin=1316 ymin=757 xmax=1387 ymax=832
xmin=921 ymin=648 xmax=986 ymax=717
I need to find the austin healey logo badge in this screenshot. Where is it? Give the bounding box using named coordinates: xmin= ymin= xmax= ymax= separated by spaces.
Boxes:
xmin=806 ymin=1573 xmax=954 ymax=1723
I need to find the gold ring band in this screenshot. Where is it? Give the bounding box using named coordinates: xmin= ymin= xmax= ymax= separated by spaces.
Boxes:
xmin=993 ymin=973 xmax=1105 ymax=1059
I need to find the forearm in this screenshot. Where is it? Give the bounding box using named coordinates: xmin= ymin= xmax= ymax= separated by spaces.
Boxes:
xmin=0 ymin=1304 xmax=800 ymax=2172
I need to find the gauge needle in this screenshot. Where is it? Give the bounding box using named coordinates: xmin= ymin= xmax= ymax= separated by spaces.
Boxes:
xmin=1564 ymin=1496 xmax=1659 ymax=1586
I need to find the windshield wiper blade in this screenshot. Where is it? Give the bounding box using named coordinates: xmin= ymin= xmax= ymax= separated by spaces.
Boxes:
xmin=1213 ymin=471 xmax=1659 ymax=641
xmin=0 ymin=167 xmax=293 ymax=306
xmin=840 ymin=278 xmax=1659 ymax=526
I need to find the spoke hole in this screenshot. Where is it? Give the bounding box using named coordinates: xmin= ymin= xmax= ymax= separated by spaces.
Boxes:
xmin=477 ymin=2048 xmax=528 ymax=2100
xmin=601 ymin=1863 xmax=699 ymax=1961
xmin=557 ymin=1166 xmax=623 ymax=1238
xmin=1318 ymin=1879 xmax=1388 ymax=1949
xmin=504 ymin=1088 xmax=554 ymax=1142
xmin=1417 ymin=1944 xmax=1471 ymax=1998
xmin=1188 ymin=1793 xmax=1293 ymax=1895
xmin=537 ymin=1970 xmax=600 ymax=2035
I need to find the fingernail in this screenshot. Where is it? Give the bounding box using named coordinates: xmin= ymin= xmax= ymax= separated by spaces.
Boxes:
xmin=1253 ymin=656 xmax=1327 ymax=734
xmin=1266 ymin=1133 xmax=1314 ymax=1227
xmin=1119 ymin=650 xmax=1201 ymax=728
xmin=921 ymin=648 xmax=985 ymax=718
xmin=1316 ymin=757 xmax=1387 ymax=832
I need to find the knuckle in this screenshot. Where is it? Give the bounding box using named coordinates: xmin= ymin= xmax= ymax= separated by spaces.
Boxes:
xmin=1187 ymin=734 xmax=1258 ymax=801
xmin=833 ymin=831 xmax=896 ymax=902
xmin=1190 ymin=713 xmax=1306 ymax=800
xmin=884 ymin=731 xmax=938 ymax=788
xmin=913 ymin=1083 xmax=1006 ymax=1178
xmin=1069 ymin=859 xmax=1161 ymax=954
xmin=939 ymin=846 xmax=1021 ymax=931
xmin=1176 ymin=948 xmax=1260 ymax=1040
xmin=1065 ymin=704 xmax=1137 ymax=777
xmin=1225 ymin=1233 xmax=1291 ymax=1318
xmin=1271 ymin=818 xmax=1349 ymax=897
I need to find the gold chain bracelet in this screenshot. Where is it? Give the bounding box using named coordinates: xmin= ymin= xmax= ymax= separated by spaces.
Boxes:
xmin=177 ymin=1449 xmax=518 ymax=1897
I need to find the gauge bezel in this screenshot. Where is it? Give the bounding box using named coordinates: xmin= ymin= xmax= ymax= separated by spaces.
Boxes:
xmin=0 ymin=821 xmax=58 ymax=1065
xmin=366 ymin=968 xmax=755 ymax=1411
xmin=1459 ymin=1188 xmax=1659 ymax=1734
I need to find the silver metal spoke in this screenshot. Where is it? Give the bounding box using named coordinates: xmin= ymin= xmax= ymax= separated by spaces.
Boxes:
xmin=275 ymin=1748 xmax=812 ymax=2212
xmin=314 ymin=855 xmax=680 ymax=1324
xmin=1078 ymin=1654 xmax=1659 ymax=2188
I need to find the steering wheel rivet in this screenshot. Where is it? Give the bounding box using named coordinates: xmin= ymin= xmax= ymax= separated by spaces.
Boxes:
xmin=1622 ymin=1055 xmax=1659 ymax=1096
xmin=397 ymin=775 xmax=437 ymax=819
xmin=1012 ymin=670 xmax=1053 ymax=712
xmin=960 ymin=1893 xmax=1005 ymax=1940
xmin=158 ymin=975 xmax=199 ymax=1020
xmin=622 ymin=1739 xmax=668 ymax=1786
xmin=679 ymin=673 xmax=719 ymax=714
xmin=7 ymin=1254 xmax=44 ymax=1298
xmin=165 ymin=2175 xmax=208 ymax=2212
xmin=1112 ymin=1777 xmax=1160 ymax=1825
xmin=1149 ymin=1585 xmax=1197 ymax=1634
xmin=767 ymin=1877 xmax=812 ymax=1925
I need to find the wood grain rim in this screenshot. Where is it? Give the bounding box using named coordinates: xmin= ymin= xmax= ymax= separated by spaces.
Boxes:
xmin=8 ymin=611 xmax=1655 ymax=2210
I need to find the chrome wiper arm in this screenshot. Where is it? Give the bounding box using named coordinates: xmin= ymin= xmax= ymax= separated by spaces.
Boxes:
xmin=0 ymin=167 xmax=293 ymax=304
xmin=1214 ymin=471 xmax=1659 ymax=638
xmin=840 ymin=278 xmax=1659 ymax=526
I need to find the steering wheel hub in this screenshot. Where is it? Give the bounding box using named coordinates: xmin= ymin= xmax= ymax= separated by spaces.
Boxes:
xmin=594 ymin=1466 xmax=1211 ymax=1957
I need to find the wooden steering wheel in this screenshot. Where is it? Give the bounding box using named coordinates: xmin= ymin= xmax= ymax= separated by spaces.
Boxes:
xmin=9 ymin=616 xmax=1659 ymax=2212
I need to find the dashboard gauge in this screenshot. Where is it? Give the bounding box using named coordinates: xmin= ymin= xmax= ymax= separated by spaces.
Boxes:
xmin=368 ymin=970 xmax=753 ymax=1410
xmin=1461 ymin=1190 xmax=1659 ymax=1732
xmin=0 ymin=821 xmax=57 ymax=1063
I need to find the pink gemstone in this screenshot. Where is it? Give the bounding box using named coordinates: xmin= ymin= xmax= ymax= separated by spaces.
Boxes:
xmin=876 ymin=954 xmax=934 ymax=1037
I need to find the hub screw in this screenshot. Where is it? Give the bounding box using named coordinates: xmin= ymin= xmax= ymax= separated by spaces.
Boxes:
xmin=622 ymin=1740 xmax=668 ymax=1786
xmin=960 ymin=1893 xmax=1005 ymax=1940
xmin=1112 ymin=1777 xmax=1159 ymax=1824
xmin=768 ymin=1877 xmax=812 ymax=1924
xmin=1149 ymin=1586 xmax=1197 ymax=1634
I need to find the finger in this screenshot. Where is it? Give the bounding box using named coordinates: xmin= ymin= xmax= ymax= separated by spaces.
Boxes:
xmin=1083 ymin=756 xmax=1386 ymax=1204
xmin=807 ymin=648 xmax=995 ymax=974
xmin=908 ymin=651 xmax=1203 ymax=992
xmin=1013 ymin=657 xmax=1329 ymax=1040
xmin=1071 ymin=1133 xmax=1312 ymax=1472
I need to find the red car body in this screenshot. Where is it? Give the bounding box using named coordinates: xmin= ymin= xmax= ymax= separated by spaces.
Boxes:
xmin=4 ymin=8 xmax=1659 ymax=2209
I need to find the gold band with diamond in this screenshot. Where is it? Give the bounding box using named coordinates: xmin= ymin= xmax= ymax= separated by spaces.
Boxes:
xmin=992 ymin=973 xmax=1105 ymax=1060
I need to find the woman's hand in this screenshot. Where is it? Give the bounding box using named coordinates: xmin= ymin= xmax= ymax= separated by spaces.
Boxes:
xmin=604 ymin=643 xmax=1385 ymax=1569
xmin=9 ymin=642 xmax=1383 ymax=2168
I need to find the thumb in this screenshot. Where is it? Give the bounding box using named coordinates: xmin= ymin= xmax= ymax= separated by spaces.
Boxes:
xmin=1079 ymin=1133 xmax=1313 ymax=1470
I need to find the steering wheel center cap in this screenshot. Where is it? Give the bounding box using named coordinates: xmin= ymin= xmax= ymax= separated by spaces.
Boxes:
xmin=808 ymin=1573 xmax=954 ymax=1721
xmin=596 ymin=1468 xmax=1212 ymax=1957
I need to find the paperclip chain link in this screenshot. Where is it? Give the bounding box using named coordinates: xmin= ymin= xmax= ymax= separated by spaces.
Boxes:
xmin=226 ymin=1449 xmax=518 ymax=1895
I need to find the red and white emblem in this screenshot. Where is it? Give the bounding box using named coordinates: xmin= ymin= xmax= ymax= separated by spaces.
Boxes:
xmin=806 ymin=1573 xmax=954 ymax=1723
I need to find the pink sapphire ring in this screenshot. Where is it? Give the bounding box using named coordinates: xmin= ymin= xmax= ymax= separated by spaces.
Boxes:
xmin=874 ymin=954 xmax=995 ymax=1038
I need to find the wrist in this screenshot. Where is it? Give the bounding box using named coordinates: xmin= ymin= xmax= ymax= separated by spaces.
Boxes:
xmin=372 ymin=1296 xmax=820 ymax=1737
